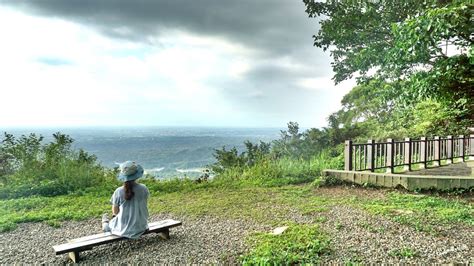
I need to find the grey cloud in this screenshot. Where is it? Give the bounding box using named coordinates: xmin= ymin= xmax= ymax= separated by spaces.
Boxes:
xmin=209 ymin=72 xmax=317 ymax=119
xmin=246 ymin=64 xmax=304 ymax=81
xmin=2 ymin=0 xmax=330 ymax=66
xmin=4 ymin=1 xmax=328 ymax=71
xmin=244 ymin=59 xmax=331 ymax=83
xmin=2 ymin=0 xmax=338 ymax=126
xmin=2 ymin=0 xmax=322 ymax=57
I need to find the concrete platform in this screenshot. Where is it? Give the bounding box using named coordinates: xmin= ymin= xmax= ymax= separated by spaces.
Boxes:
xmin=323 ymin=169 xmax=474 ymax=191
xmin=405 ymin=161 xmax=473 ymax=177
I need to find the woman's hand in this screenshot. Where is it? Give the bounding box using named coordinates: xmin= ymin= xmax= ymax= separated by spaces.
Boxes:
xmin=112 ymin=205 xmax=120 ymax=216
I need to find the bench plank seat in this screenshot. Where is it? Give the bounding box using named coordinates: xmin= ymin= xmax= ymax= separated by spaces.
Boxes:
xmin=53 ymin=219 xmax=181 ymax=262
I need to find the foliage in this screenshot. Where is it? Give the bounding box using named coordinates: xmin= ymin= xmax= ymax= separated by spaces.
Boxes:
xmin=0 ymin=132 xmax=112 ymax=199
xmin=304 ymin=0 xmax=428 ymax=83
xmin=211 ymin=140 xmax=270 ymax=174
xmin=140 ymin=176 xmax=227 ymax=194
xmin=211 ymin=121 xmax=346 ymax=182
xmin=329 ymin=79 xmax=471 ymax=138
xmin=304 ymin=0 xmax=473 ymax=138
xmin=241 ymin=223 xmax=330 ymax=265
xmin=272 ymin=121 xmax=306 ymax=158
xmin=215 ymin=151 xmax=343 ymax=187
xmin=272 ymin=122 xmax=341 ymax=159
xmin=303 ymin=0 xmax=472 ymax=83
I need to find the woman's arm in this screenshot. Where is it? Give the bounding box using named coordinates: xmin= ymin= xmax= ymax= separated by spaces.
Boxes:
xmin=112 ymin=205 xmax=120 ymax=216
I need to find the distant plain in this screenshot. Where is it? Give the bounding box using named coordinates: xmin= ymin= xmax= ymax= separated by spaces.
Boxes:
xmin=2 ymin=127 xmax=281 ymax=178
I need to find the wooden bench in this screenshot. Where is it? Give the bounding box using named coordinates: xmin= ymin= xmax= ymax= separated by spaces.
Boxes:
xmin=53 ymin=219 xmax=182 ymax=263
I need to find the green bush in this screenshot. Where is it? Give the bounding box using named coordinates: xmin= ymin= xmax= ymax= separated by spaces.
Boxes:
xmin=0 ymin=132 xmax=110 ymax=199
xmin=214 ymin=151 xmax=343 ymax=187
xmin=142 ymin=177 xmax=211 ymax=193
xmin=210 ymin=122 xmax=345 ymax=186
xmin=211 ymin=140 xmax=271 ymax=174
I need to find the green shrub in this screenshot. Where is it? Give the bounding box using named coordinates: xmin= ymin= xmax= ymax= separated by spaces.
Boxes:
xmin=211 ymin=122 xmax=345 ymax=180
xmin=211 ymin=141 xmax=271 ymax=174
xmin=0 ymin=132 xmax=110 ymax=199
xmin=142 ymin=177 xmax=211 ymax=193
xmin=214 ymin=151 xmax=342 ymax=187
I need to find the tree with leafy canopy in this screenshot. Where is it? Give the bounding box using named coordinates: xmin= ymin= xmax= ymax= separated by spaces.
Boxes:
xmin=304 ymin=0 xmax=473 ymax=137
xmin=211 ymin=140 xmax=271 ymax=173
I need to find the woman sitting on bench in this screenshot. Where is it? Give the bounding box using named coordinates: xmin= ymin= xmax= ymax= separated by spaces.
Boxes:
xmin=102 ymin=161 xmax=150 ymax=239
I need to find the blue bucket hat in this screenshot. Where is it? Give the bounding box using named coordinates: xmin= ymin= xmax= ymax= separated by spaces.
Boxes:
xmin=117 ymin=161 xmax=144 ymax=182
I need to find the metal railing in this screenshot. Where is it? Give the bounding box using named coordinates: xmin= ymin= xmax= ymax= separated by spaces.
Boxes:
xmin=344 ymin=135 xmax=474 ymax=173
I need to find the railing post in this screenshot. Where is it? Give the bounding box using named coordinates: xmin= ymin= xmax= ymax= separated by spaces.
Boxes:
xmin=344 ymin=140 xmax=353 ymax=171
xmin=434 ymin=136 xmax=440 ymax=166
xmin=446 ymin=135 xmax=453 ymax=164
xmin=404 ymin=137 xmax=411 ymax=171
xmin=386 ymin=138 xmax=394 ymax=173
xmin=367 ymin=139 xmax=375 ymax=172
xmin=460 ymin=135 xmax=465 ymax=162
xmin=470 ymin=135 xmax=474 ymax=160
xmin=420 ymin=137 xmax=426 ymax=169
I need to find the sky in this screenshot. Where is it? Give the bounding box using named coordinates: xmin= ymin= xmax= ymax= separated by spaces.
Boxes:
xmin=0 ymin=0 xmax=355 ymax=128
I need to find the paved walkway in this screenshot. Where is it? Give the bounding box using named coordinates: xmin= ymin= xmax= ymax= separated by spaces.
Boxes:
xmin=407 ymin=161 xmax=473 ymax=177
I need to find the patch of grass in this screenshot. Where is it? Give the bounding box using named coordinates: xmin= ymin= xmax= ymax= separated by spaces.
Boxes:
xmin=388 ymin=247 xmax=418 ymax=258
xmin=241 ymin=223 xmax=330 ymax=265
xmin=356 ymin=221 xmax=385 ymax=234
xmin=344 ymin=258 xmax=364 ymax=266
xmin=149 ymin=186 xmax=294 ymax=224
xmin=314 ymin=216 xmax=328 ymax=223
xmin=0 ymin=220 xmax=17 ymax=232
xmin=45 ymin=219 xmax=61 ymax=228
xmin=280 ymin=185 xmax=473 ymax=233
xmin=359 ymin=192 xmax=473 ymax=232
xmin=276 ymin=187 xmax=334 ymax=216
xmin=0 ymin=183 xmax=312 ymax=233
xmin=0 ymin=184 xmax=303 ymax=232
xmin=1 ymin=181 xmax=472 ymax=236
xmin=0 ymin=194 xmax=109 ymax=232
xmin=301 ymin=206 xmax=330 ymax=215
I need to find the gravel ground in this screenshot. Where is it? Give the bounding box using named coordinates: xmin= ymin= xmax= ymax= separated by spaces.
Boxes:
xmin=0 ymin=213 xmax=270 ymax=264
xmin=317 ymin=206 xmax=473 ymax=264
xmin=1 ymin=206 xmax=472 ymax=264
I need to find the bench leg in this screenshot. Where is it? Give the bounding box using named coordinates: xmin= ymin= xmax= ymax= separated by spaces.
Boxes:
xmin=69 ymin=251 xmax=80 ymax=263
xmin=157 ymin=228 xmax=170 ymax=240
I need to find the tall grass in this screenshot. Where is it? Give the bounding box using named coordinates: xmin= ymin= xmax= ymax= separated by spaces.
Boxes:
xmin=0 ymin=132 xmax=115 ymax=199
xmin=0 ymin=164 xmax=114 ymax=199
xmin=216 ymin=152 xmax=343 ymax=187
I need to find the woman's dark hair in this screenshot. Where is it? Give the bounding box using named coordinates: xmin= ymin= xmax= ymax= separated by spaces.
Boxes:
xmin=124 ymin=181 xmax=135 ymax=200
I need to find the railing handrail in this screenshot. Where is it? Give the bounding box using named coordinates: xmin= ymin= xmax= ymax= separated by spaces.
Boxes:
xmin=345 ymin=134 xmax=474 ymax=173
